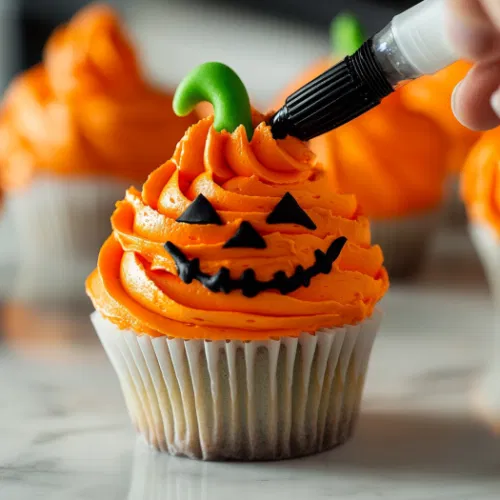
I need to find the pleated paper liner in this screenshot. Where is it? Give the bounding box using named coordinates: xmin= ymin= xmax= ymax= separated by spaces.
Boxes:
xmin=370 ymin=211 xmax=438 ymax=280
xmin=8 ymin=174 xmax=129 ymax=303
xmin=92 ymin=309 xmax=382 ymax=461
xmin=469 ymin=222 xmax=500 ymax=429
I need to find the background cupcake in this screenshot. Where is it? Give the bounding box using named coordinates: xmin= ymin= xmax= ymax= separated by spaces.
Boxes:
xmin=311 ymin=94 xmax=447 ymax=280
xmin=462 ymin=128 xmax=500 ymax=425
xmin=400 ymin=61 xmax=479 ymax=175
xmin=462 ymin=128 xmax=500 ymax=287
xmin=273 ymin=15 xmax=448 ymax=280
xmin=0 ymin=4 xmax=196 ymax=303
xmin=87 ymin=62 xmax=388 ymax=461
xmin=400 ymin=62 xmax=481 ymax=225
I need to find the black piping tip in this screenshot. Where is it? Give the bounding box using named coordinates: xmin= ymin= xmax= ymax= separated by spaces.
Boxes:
xmin=269 ymin=38 xmax=393 ymax=142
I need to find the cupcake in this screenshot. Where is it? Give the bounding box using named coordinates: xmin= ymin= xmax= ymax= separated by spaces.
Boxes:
xmin=400 ymin=61 xmax=479 ymax=175
xmin=400 ymin=62 xmax=481 ymax=224
xmin=0 ymin=4 xmax=195 ymax=302
xmin=462 ymin=128 xmax=500 ymax=424
xmin=86 ymin=62 xmax=388 ymax=460
xmin=273 ymin=15 xmax=448 ymax=280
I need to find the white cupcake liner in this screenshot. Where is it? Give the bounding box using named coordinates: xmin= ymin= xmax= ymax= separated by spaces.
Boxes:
xmin=92 ymin=309 xmax=382 ymax=461
xmin=469 ymin=222 xmax=500 ymax=425
xmin=370 ymin=211 xmax=439 ymax=280
xmin=7 ymin=174 xmax=130 ymax=303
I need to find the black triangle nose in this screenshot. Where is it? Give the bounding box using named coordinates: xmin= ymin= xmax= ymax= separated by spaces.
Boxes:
xmin=223 ymin=221 xmax=267 ymax=249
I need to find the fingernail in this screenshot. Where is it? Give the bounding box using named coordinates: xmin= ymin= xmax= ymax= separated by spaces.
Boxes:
xmin=490 ymin=89 xmax=500 ymax=118
xmin=451 ymin=81 xmax=463 ymax=120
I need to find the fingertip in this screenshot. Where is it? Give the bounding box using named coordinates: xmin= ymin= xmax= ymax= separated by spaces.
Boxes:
xmin=490 ymin=89 xmax=500 ymax=121
xmin=451 ymin=64 xmax=500 ymax=131
xmin=451 ymin=79 xmax=480 ymax=130
xmin=451 ymin=80 xmax=462 ymax=122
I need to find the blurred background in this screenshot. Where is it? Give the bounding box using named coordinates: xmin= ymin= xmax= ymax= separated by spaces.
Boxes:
xmin=0 ymin=0 xmax=416 ymax=93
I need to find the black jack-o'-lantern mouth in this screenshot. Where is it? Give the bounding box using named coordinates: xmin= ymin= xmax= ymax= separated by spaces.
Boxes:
xmin=164 ymin=193 xmax=347 ymax=298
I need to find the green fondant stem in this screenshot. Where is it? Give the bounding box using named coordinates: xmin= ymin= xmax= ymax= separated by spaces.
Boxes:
xmin=173 ymin=62 xmax=254 ymax=140
xmin=330 ymin=12 xmax=365 ymax=57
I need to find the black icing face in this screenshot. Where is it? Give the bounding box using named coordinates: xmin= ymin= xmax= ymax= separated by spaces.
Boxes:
xmin=164 ymin=193 xmax=346 ymax=298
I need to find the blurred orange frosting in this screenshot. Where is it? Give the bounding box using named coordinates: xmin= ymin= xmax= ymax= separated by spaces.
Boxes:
xmin=86 ymin=113 xmax=388 ymax=340
xmin=274 ymin=59 xmax=448 ymax=219
xmin=461 ymin=128 xmax=500 ymax=237
xmin=0 ymin=4 xmax=195 ymax=190
xmin=399 ymin=61 xmax=480 ymax=173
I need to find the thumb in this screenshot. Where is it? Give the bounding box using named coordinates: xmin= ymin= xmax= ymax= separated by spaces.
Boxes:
xmin=451 ymin=60 xmax=500 ymax=130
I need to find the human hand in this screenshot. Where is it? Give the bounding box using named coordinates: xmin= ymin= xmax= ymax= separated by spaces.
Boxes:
xmin=448 ymin=0 xmax=500 ymax=130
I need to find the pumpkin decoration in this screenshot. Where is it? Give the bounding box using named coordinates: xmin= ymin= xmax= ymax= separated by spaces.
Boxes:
xmin=87 ymin=62 xmax=388 ymax=460
xmin=0 ymin=4 xmax=197 ymax=302
xmin=400 ymin=62 xmax=481 ymax=227
xmin=272 ymin=14 xmax=448 ymax=279
xmin=461 ymin=127 xmax=500 ymax=428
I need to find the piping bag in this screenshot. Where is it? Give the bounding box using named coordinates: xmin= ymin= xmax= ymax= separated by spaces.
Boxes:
xmin=270 ymin=0 xmax=459 ymax=141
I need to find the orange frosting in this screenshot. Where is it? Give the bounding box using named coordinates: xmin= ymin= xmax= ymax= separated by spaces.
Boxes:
xmin=0 ymin=4 xmax=195 ymax=190
xmin=399 ymin=61 xmax=480 ymax=173
xmin=461 ymin=128 xmax=500 ymax=237
xmin=274 ymin=59 xmax=448 ymax=219
xmin=86 ymin=113 xmax=388 ymax=340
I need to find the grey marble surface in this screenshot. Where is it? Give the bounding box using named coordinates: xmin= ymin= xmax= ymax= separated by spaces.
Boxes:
xmin=1 ymin=228 xmax=500 ymax=499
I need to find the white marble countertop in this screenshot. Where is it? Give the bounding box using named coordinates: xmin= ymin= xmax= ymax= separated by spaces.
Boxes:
xmin=1 ymin=228 xmax=500 ymax=500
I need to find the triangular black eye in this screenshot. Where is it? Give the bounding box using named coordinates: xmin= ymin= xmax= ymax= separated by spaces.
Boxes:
xmin=176 ymin=194 xmax=222 ymax=225
xmin=223 ymin=221 xmax=266 ymax=249
xmin=266 ymin=192 xmax=316 ymax=230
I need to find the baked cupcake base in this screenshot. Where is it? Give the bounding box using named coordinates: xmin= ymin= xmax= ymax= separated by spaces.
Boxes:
xmin=370 ymin=211 xmax=438 ymax=280
xmin=9 ymin=174 xmax=129 ymax=303
xmin=91 ymin=310 xmax=382 ymax=461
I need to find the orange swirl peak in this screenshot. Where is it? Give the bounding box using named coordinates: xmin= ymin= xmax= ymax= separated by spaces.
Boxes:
xmin=86 ymin=62 xmax=388 ymax=341
xmin=0 ymin=3 xmax=195 ymax=189
xmin=273 ymin=15 xmax=448 ymax=219
xmin=399 ymin=61 xmax=481 ymax=173
xmin=462 ymin=128 xmax=500 ymax=238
